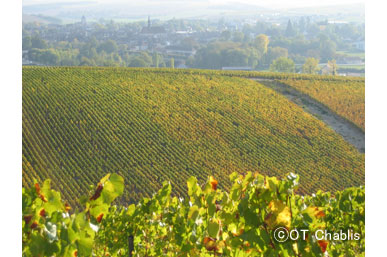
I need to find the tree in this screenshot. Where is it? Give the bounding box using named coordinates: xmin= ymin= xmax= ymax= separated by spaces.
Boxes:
xmin=220 ymin=30 xmax=231 ymax=41
xmin=80 ymin=57 xmax=96 ymax=66
xmin=302 ymin=58 xmax=320 ymax=74
xmin=41 ymin=49 xmax=59 ymax=65
xmin=221 ymin=48 xmax=249 ymax=67
xmin=319 ymin=39 xmax=336 ymax=62
xmin=127 ymin=52 xmax=153 ymax=67
xmin=97 ymin=40 xmax=118 ymax=54
xmin=306 ymin=49 xmax=320 ymax=59
xmin=265 ymin=47 xmax=288 ymax=66
xmin=270 ymin=57 xmax=295 ymax=73
xmin=153 ymin=53 xmax=160 ymax=68
xmin=169 ymin=58 xmax=175 ymax=69
xmin=79 ymin=44 xmax=98 ymax=59
xmin=88 ymin=36 xmax=99 ymax=48
xmin=190 ymin=41 xmax=256 ymax=69
xmin=299 ymin=17 xmax=306 ymax=32
xmin=28 ymin=48 xmax=59 ymax=65
xmin=338 ymin=24 xmax=359 ymax=41
xmin=152 ymin=53 xmax=164 ymax=68
xmin=23 ymin=36 xmax=32 ymax=50
xmin=327 ymin=59 xmax=338 ymax=75
xmin=180 ymin=37 xmax=199 ymax=50
xmin=254 ymin=34 xmax=269 ymax=56
xmin=191 ymin=46 xmax=222 ymax=69
xmin=232 ymin=31 xmax=244 ymax=42
xmin=31 ymin=35 xmax=48 ymax=49
xmin=138 ymin=52 xmax=153 ymax=65
xmin=285 ymin=20 xmax=295 ymax=37
xmin=112 ymin=53 xmax=123 ymax=65
xmin=307 ymin=24 xmax=320 ymax=38
xmin=128 ymin=57 xmax=148 ymax=67
xmin=247 ymin=48 xmax=260 ymax=69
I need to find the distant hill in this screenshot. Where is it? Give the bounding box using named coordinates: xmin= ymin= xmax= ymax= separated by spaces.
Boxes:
xmin=287 ymin=3 xmax=364 ymax=15
xmin=22 ymin=1 xmax=364 ymax=22
xmin=22 ymin=14 xmax=62 ymax=24
xmin=22 ymin=67 xmax=364 ymax=207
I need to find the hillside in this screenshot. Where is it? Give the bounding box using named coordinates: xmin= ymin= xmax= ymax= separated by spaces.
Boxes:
xmin=279 ymin=78 xmax=365 ymax=131
xmin=22 ymin=67 xmax=364 ymax=206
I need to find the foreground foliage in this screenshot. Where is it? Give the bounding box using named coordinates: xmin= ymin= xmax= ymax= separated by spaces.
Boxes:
xmin=22 ymin=172 xmax=364 ymax=256
xmin=23 ymin=67 xmax=364 ymax=207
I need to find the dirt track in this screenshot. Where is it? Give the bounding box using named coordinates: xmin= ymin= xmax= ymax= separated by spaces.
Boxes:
xmin=251 ymin=78 xmax=365 ymax=153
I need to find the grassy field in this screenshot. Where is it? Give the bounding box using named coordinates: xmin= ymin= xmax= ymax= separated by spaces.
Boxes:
xmin=336 ymin=50 xmax=365 ymax=59
xmin=338 ymin=64 xmax=365 ymax=70
xmin=22 ymin=67 xmax=364 ymax=207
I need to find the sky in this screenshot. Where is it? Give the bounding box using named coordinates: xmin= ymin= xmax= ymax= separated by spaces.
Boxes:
xmin=23 ymin=0 xmax=364 ymax=8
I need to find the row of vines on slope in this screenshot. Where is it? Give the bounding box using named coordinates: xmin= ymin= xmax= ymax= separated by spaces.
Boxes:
xmin=58 ymin=66 xmax=364 ymax=82
xmin=278 ymin=79 xmax=365 ymax=131
xmin=23 ymin=67 xmax=364 ymax=207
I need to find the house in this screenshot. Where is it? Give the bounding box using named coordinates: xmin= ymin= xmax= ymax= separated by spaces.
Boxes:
xmin=165 ymin=46 xmax=196 ymax=57
xmin=352 ymin=40 xmax=365 ymax=51
xmin=320 ymin=65 xmax=334 ymax=75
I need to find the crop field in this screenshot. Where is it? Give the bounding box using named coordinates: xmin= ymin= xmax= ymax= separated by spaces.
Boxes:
xmin=279 ymin=78 xmax=365 ymax=131
xmin=22 ymin=67 xmax=364 ymax=207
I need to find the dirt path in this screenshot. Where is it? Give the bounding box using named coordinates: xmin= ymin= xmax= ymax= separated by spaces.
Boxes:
xmin=250 ymin=78 xmax=365 ymax=153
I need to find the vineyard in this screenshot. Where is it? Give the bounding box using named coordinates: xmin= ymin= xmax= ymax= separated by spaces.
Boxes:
xmin=122 ymin=67 xmax=365 ymax=83
xmin=278 ymin=79 xmax=365 ymax=131
xmin=22 ymin=172 xmax=365 ymax=256
xmin=22 ymin=67 xmax=364 ymax=207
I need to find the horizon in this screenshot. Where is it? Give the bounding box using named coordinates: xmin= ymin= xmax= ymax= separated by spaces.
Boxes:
xmin=22 ymin=0 xmax=365 ymax=23
xmin=23 ymin=0 xmax=364 ymax=9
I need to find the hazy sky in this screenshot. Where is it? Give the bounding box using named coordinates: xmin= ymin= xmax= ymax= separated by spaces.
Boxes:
xmin=23 ymin=0 xmax=364 ymax=8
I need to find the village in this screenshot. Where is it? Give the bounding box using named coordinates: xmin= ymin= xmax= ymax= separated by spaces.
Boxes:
xmin=22 ymin=13 xmax=364 ymax=76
